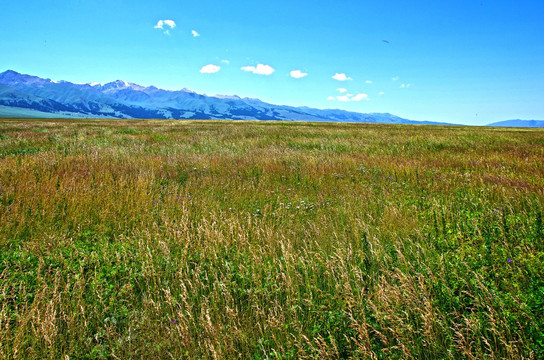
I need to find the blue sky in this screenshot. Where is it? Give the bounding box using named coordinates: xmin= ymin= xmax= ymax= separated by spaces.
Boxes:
xmin=1 ymin=0 xmax=543 ymax=125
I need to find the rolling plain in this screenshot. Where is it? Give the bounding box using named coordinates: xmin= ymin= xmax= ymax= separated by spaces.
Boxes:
xmin=0 ymin=119 xmax=543 ymax=359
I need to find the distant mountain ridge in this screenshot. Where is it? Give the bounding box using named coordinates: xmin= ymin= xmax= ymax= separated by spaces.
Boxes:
xmin=487 ymin=119 xmax=544 ymax=128
xmin=0 ymin=69 xmax=451 ymax=124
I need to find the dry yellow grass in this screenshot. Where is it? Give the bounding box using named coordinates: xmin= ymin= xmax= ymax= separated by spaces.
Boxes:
xmin=0 ymin=119 xmax=543 ymax=359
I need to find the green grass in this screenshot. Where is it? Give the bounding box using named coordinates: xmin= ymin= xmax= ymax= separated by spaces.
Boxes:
xmin=0 ymin=118 xmax=543 ymax=359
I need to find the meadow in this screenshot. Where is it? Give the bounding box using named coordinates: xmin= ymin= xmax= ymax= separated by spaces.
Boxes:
xmin=0 ymin=118 xmax=543 ymax=359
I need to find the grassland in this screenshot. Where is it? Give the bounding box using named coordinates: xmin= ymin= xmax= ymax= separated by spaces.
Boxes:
xmin=0 ymin=118 xmax=543 ymax=359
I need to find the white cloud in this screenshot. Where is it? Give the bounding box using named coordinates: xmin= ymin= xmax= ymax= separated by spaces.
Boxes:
xmin=192 ymin=30 xmax=200 ymax=37
xmin=332 ymin=73 xmax=352 ymax=81
xmin=154 ymin=20 xmax=176 ymax=29
xmin=290 ymin=70 xmax=307 ymax=79
xmin=200 ymin=64 xmax=221 ymax=73
xmin=254 ymin=64 xmax=274 ymax=75
xmin=336 ymin=88 xmax=347 ymax=93
xmin=365 ymin=80 xmax=372 ymax=84
xmin=241 ymin=64 xmax=275 ymax=75
xmin=333 ymin=93 xmax=369 ymax=102
xmin=154 ymin=20 xmax=176 ymax=35
xmin=379 ymin=91 xmax=385 ymax=95
xmin=221 ymin=59 xmax=230 ymax=64
xmin=327 ymin=96 xmax=335 ymax=100
xmin=400 ymin=83 xmax=412 ymax=88
xmin=392 ymin=76 xmax=399 ymax=81
xmin=351 ymin=93 xmax=369 ymax=101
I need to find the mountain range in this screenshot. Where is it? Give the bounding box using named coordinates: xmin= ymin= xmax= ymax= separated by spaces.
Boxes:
xmin=0 ymin=70 xmax=450 ymax=124
xmin=0 ymin=70 xmax=542 ymax=127
xmin=486 ymin=120 xmax=544 ymax=128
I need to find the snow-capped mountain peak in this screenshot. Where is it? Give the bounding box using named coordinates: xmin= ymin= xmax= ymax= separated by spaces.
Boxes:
xmin=100 ymin=80 xmax=149 ymax=93
xmin=101 ymin=80 xmax=130 ymax=91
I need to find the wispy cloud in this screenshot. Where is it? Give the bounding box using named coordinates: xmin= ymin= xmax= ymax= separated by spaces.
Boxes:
xmin=332 ymin=73 xmax=352 ymax=81
xmin=200 ymin=64 xmax=221 ymax=73
xmin=336 ymin=88 xmax=347 ymax=93
xmin=192 ymin=30 xmax=200 ymax=37
xmin=400 ymin=83 xmax=412 ymax=88
xmin=365 ymin=80 xmax=372 ymax=84
xmin=351 ymin=93 xmax=369 ymax=101
xmin=392 ymin=76 xmax=399 ymax=81
xmin=331 ymin=93 xmax=369 ymax=102
xmin=154 ymin=20 xmax=176 ymax=35
xmin=221 ymin=59 xmax=230 ymax=64
xmin=241 ymin=64 xmax=275 ymax=75
xmin=290 ymin=70 xmax=307 ymax=79
xmin=379 ymin=91 xmax=385 ymax=95
xmin=337 ymin=95 xmax=352 ymax=102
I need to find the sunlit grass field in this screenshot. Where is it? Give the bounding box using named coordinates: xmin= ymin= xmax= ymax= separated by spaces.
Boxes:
xmin=0 ymin=118 xmax=543 ymax=359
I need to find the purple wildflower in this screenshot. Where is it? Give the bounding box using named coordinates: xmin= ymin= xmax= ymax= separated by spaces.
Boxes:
xmin=171 ymin=319 xmax=176 ymax=323
xmin=507 ymin=258 xmax=512 ymax=263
